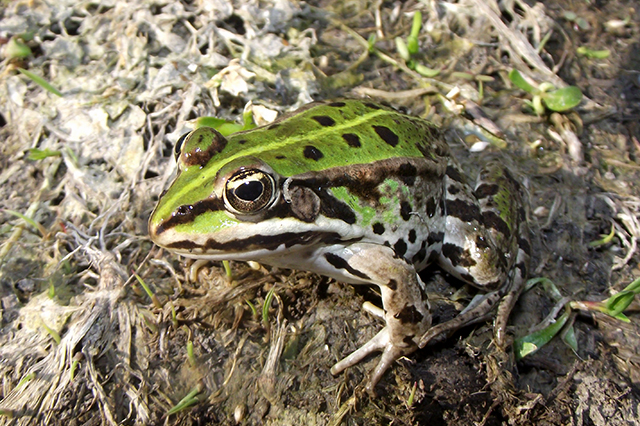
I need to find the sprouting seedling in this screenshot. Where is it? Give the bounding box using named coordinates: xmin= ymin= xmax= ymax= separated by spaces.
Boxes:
xmin=394 ymin=11 xmax=440 ymax=77
xmin=508 ymin=69 xmax=583 ymax=115
xmin=562 ymin=11 xmax=590 ymax=31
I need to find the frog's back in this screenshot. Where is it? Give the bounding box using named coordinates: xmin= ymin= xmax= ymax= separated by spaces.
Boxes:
xmin=251 ymin=100 xmax=452 ymax=268
xmin=221 ymin=99 xmax=449 ymax=177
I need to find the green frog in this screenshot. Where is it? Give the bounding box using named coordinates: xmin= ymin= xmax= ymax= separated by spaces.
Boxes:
xmin=149 ymin=99 xmax=530 ymax=390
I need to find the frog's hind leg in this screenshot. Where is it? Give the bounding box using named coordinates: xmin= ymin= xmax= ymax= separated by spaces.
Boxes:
xmin=477 ymin=162 xmax=531 ymax=347
xmin=420 ymin=160 xmax=529 ymax=348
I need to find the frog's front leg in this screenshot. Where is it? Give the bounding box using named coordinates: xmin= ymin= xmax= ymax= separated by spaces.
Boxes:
xmin=327 ymin=243 xmax=431 ymax=390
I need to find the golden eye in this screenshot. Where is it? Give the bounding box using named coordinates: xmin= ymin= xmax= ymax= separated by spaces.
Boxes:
xmin=224 ymin=169 xmax=277 ymax=214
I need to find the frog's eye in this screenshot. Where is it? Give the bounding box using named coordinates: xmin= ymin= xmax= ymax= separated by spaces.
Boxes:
xmin=174 ymin=132 xmax=190 ymax=161
xmin=224 ymin=169 xmax=277 ymax=214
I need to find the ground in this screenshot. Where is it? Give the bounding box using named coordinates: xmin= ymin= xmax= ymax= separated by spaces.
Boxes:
xmin=0 ymin=0 xmax=639 ymax=425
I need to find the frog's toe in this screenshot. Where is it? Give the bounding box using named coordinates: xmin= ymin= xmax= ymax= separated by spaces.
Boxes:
xmin=367 ymin=342 xmax=416 ymax=391
xmin=332 ymin=327 xmax=418 ymax=390
xmin=331 ymin=328 xmax=390 ymax=376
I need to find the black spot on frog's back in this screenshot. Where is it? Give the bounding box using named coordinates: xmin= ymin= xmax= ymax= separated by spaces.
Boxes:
xmin=312 ymin=115 xmax=336 ymax=127
xmin=303 ymin=145 xmax=324 ymax=161
xmin=342 ymin=133 xmax=361 ymax=148
xmin=373 ymin=125 xmax=399 ymax=147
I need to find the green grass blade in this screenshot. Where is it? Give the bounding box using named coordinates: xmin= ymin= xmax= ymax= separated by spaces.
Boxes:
xmin=17 ymin=68 xmax=63 ymax=97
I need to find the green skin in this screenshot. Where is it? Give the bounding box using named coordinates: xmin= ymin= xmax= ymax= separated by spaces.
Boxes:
xmin=149 ymin=99 xmax=530 ymax=390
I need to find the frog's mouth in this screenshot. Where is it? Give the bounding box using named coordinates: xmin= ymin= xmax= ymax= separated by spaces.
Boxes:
xmin=150 ymin=216 xmax=364 ymax=261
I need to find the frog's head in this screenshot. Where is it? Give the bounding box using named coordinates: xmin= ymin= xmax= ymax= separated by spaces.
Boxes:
xmin=148 ymin=127 xmax=349 ymax=261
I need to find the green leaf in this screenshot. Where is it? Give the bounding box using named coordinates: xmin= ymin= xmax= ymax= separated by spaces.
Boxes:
xmin=395 ymin=37 xmax=410 ymax=61
xmin=3 ymin=209 xmax=46 ymax=236
xmin=542 ymin=86 xmax=583 ymax=111
xmin=241 ymin=110 xmax=256 ymax=131
xmin=17 ymin=68 xmax=63 ymax=97
xmin=514 ymin=309 xmax=570 ymax=360
xmin=367 ymin=34 xmax=377 ymax=52
xmin=561 ymin=324 xmax=579 ymax=352
xmin=407 ymin=36 xmax=419 ymax=56
xmin=410 ymin=11 xmax=423 ymax=39
xmin=414 ymin=63 xmax=440 ymax=77
xmin=262 ymin=286 xmax=276 ymax=326
xmin=508 ymin=69 xmax=537 ymax=94
xmin=577 ymin=47 xmax=610 ymax=59
xmin=575 ymin=17 xmax=590 ymax=30
xmin=195 ymin=116 xmax=228 ymax=128
xmin=5 ymin=37 xmax=32 ymax=59
xmin=589 ymin=223 xmax=616 ymax=247
xmin=27 ymin=148 xmax=61 ymax=160
xmin=603 ymin=277 xmax=640 ymax=317
xmin=166 ymin=386 xmax=203 ymax=416
xmin=406 ymin=12 xmax=422 ymax=55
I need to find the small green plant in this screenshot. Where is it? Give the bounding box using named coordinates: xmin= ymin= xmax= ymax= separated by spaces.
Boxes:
xmin=133 ymin=271 xmax=163 ymax=309
xmin=17 ymin=68 xmax=63 ymax=97
xmin=262 ymin=286 xmax=276 ymax=328
xmin=514 ymin=277 xmax=640 ymax=359
xmin=576 ymin=46 xmax=610 ymax=59
xmin=509 ymin=69 xmax=583 ymax=115
xmin=562 ymin=11 xmax=590 ymax=31
xmin=27 ymin=148 xmax=61 ymax=160
xmin=166 ymin=384 xmax=203 ymax=416
xmin=393 ymin=11 xmax=440 ymax=77
xmin=222 ymin=260 xmax=233 ymax=280
xmin=2 ymin=209 xmax=47 ymax=236
xmin=576 ymin=277 xmax=640 ymax=322
xmin=186 ymin=340 xmax=196 ymax=368
xmin=4 ymin=35 xmax=32 ymax=59
xmin=40 ymin=318 xmax=61 ymax=345
xmin=588 ymin=223 xmax=616 ymax=247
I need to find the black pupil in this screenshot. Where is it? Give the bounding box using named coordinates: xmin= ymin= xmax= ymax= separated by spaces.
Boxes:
xmin=235 ymin=180 xmax=264 ymax=201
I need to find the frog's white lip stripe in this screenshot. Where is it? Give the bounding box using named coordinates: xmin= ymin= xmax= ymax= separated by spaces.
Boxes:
xmin=164 ymin=230 xmax=362 ymax=255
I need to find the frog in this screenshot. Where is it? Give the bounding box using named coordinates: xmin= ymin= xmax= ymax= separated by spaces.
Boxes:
xmin=148 ymin=99 xmax=531 ymax=390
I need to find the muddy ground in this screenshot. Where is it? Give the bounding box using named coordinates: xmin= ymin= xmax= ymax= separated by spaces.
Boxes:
xmin=0 ymin=0 xmax=639 ymax=425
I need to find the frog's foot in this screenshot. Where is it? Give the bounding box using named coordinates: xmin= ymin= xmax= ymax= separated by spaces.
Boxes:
xmin=418 ymin=290 xmax=501 ymax=349
xmin=331 ymin=326 xmax=417 ymax=391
